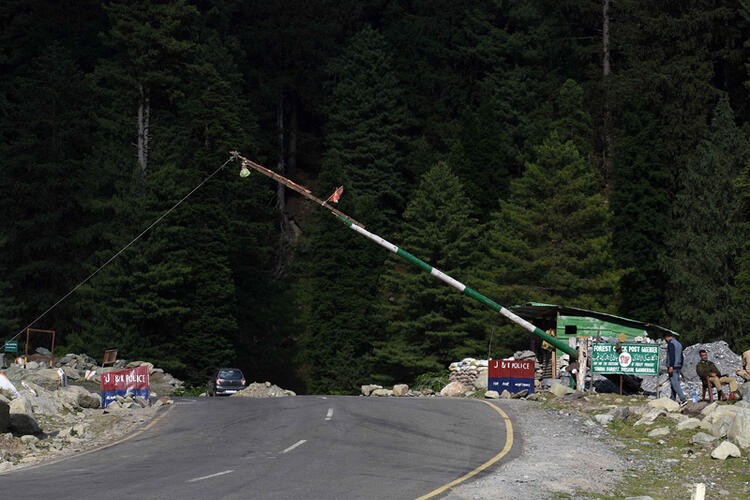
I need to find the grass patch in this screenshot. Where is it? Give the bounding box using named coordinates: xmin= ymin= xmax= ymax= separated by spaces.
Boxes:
xmin=549 ymin=394 xmax=750 ymax=499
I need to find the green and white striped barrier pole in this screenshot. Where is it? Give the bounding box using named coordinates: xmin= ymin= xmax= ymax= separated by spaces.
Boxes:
xmin=336 ymin=215 xmax=578 ymax=358
xmin=232 ymin=152 xmax=578 ymax=359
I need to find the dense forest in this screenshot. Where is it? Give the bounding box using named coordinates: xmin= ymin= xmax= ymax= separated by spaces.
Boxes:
xmin=3 ymin=1 xmax=750 ymax=393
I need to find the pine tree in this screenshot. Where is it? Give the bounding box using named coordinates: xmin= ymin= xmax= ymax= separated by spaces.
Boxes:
xmin=481 ymin=83 xmax=620 ymax=354
xmin=371 ymin=162 xmax=482 ymax=384
xmin=296 ymin=27 xmax=410 ymax=393
xmin=667 ymin=97 xmax=750 ymax=345
xmin=0 ymin=43 xmax=95 ymax=336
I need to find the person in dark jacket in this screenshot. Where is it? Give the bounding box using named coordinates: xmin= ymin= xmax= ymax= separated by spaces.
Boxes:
xmin=696 ymin=349 xmax=740 ymax=401
xmin=664 ymin=332 xmax=687 ymax=404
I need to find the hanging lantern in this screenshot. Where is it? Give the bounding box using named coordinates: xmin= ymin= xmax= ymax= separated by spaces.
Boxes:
xmin=240 ymin=161 xmax=251 ymax=177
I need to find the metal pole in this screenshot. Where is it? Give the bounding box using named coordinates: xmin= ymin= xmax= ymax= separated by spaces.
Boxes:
xmin=233 ymin=153 xmax=579 ymax=359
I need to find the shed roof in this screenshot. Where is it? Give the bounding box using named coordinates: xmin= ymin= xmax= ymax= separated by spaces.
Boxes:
xmin=509 ymin=302 xmax=680 ymax=338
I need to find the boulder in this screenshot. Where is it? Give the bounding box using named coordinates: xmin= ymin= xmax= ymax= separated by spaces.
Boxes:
xmin=59 ymin=385 xmax=101 ymax=409
xmin=594 ymin=413 xmax=615 ymax=426
xmin=61 ymin=365 xmax=80 ymax=381
xmin=370 ymin=388 xmax=393 ymax=397
xmin=634 ymin=408 xmax=666 ymax=426
xmin=739 ymin=382 xmax=750 ymax=401
xmin=9 ymin=397 xmax=41 ymax=434
xmin=0 ymin=398 xmax=9 ymax=432
xmin=646 ymin=398 xmax=680 ymax=412
xmin=484 ymin=390 xmax=500 ymax=399
xmin=440 ymin=381 xmax=469 ymax=397
xmin=23 ymin=369 xmax=61 ymax=391
xmin=691 ymin=432 xmax=718 ymax=445
xmin=361 ymin=384 xmax=382 ymax=397
xmin=647 ymin=427 xmax=671 ymax=438
xmin=500 ymin=390 xmax=512 ymax=399
xmin=676 ymin=418 xmax=701 ymax=431
xmin=700 ymin=405 xmax=740 ymax=438
xmin=547 ymin=382 xmax=575 ymax=397
xmin=711 ymin=440 xmax=741 ymax=460
xmin=727 ymin=407 xmax=750 ymax=449
xmin=392 ymin=384 xmax=409 ymax=397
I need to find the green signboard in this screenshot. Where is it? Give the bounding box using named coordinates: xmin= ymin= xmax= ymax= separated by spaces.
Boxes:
xmin=4 ymin=340 xmax=18 ymax=353
xmin=591 ymin=342 xmax=659 ymax=376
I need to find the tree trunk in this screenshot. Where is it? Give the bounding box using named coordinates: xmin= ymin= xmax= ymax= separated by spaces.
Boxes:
xmin=137 ymin=82 xmax=150 ymax=179
xmin=274 ymin=92 xmax=292 ymax=278
xmin=601 ymin=0 xmax=612 ymax=189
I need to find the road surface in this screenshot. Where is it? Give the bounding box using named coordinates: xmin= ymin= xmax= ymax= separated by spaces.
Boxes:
xmin=1 ymin=396 xmax=518 ymax=499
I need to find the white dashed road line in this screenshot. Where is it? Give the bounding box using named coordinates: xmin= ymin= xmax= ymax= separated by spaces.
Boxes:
xmin=187 ymin=470 xmax=234 ymax=483
xmin=325 ymin=408 xmax=334 ymax=421
xmin=282 ymin=440 xmax=307 ymax=454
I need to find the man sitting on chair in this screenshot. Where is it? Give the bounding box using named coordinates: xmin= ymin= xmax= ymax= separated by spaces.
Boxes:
xmin=696 ymin=349 xmax=741 ymax=401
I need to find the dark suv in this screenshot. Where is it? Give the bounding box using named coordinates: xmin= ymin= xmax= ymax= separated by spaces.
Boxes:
xmin=207 ymin=368 xmax=247 ymax=396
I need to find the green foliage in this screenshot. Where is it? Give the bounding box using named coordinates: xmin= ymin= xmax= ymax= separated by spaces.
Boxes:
xmin=372 ymin=162 xmax=482 ymax=384
xmin=4 ymin=1 xmax=750 ymax=394
xmin=664 ymin=97 xmax=750 ymax=346
xmin=296 ymin=27 xmax=410 ymax=393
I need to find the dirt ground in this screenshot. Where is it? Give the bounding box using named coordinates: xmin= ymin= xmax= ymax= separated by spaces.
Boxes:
xmin=447 ymin=399 xmax=628 ymax=499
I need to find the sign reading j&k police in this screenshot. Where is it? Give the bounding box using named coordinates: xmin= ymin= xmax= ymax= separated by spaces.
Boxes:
xmin=100 ymin=365 xmax=150 ymax=408
xmin=488 ymin=359 xmax=535 ymax=394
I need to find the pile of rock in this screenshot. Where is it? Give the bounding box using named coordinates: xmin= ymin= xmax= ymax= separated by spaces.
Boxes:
xmin=359 ymin=383 xmax=430 ymax=397
xmin=0 ymin=352 xmax=182 ymax=471
xmin=232 ymin=381 xmax=296 ymax=398
xmin=448 ymin=358 xmax=488 ymax=388
xmin=637 ymin=340 xmax=744 ymax=398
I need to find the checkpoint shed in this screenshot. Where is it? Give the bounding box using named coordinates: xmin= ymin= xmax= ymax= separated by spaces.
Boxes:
xmin=508 ymin=302 xmax=678 ymax=380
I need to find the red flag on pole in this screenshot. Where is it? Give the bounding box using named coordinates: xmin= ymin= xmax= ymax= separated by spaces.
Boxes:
xmin=326 ymin=186 xmax=344 ymax=203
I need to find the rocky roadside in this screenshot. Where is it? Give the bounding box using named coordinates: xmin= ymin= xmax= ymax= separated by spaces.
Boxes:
xmin=449 ymin=391 xmax=750 ymax=500
xmin=0 ymin=353 xmax=183 ymax=473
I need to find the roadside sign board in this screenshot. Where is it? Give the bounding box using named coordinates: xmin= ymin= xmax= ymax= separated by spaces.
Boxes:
xmin=591 ymin=343 xmax=659 ymax=376
xmin=488 ymin=359 xmax=535 ymax=394
xmin=100 ymin=365 xmax=150 ymax=408
xmin=4 ymin=340 xmax=18 ymax=353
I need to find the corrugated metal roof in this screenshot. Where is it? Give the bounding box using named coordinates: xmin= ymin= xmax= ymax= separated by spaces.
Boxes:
xmin=509 ymin=302 xmax=680 ymax=337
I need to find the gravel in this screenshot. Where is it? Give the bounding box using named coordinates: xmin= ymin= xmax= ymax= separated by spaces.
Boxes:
xmin=447 ymin=399 xmax=627 ymax=499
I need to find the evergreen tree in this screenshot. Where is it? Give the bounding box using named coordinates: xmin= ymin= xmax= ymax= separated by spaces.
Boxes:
xmin=296 ymin=27 xmax=410 ymax=393
xmin=667 ymin=97 xmax=749 ymax=345
xmin=481 ymin=83 xmax=620 ymax=354
xmin=608 ymin=1 xmax=731 ymax=324
xmin=0 ymin=44 xmax=95 ymax=336
xmin=371 ymin=162 xmax=481 ymax=384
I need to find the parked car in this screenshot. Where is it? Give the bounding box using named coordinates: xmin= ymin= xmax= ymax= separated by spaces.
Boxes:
xmin=207 ymin=368 xmax=247 ymax=396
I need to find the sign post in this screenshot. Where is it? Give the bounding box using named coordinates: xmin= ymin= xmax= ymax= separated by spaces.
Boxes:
xmin=488 ymin=359 xmax=535 ymax=394
xmin=591 ymin=343 xmax=659 ymax=377
xmin=100 ymin=365 xmax=150 ymax=408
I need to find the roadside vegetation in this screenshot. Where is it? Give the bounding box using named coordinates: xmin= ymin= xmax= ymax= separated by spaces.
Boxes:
xmin=543 ymin=393 xmax=750 ymax=499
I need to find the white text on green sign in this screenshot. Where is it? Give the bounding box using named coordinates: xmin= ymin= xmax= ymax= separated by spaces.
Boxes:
xmin=590 ymin=343 xmax=659 ymax=376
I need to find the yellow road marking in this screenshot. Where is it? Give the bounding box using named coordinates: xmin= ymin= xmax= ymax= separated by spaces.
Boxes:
xmin=415 ymin=400 xmax=514 ymax=500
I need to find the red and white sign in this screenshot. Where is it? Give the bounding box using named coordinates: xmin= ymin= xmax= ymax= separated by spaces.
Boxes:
xmin=100 ymin=365 xmax=149 ymax=408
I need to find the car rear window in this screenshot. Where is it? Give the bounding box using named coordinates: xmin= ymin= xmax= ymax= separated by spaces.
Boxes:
xmin=218 ymin=369 xmax=243 ymax=380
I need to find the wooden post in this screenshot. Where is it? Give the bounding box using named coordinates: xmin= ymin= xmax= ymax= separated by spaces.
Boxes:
xmin=576 ymin=337 xmax=589 ymax=391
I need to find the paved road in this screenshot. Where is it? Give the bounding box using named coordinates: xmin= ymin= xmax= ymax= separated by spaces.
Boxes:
xmin=1 ymin=396 xmax=518 ymax=499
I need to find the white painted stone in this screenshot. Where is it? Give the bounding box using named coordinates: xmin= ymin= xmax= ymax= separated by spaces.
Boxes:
xmin=711 ymin=440 xmax=741 ymax=460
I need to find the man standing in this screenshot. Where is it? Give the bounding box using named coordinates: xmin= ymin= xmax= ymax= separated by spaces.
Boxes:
xmin=737 ymin=349 xmax=750 ymax=382
xmin=696 ymin=349 xmax=740 ymax=400
xmin=664 ymin=332 xmax=687 ymax=404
